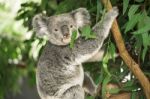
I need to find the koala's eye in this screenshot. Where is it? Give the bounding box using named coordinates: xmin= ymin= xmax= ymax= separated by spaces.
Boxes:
xmin=54 ymin=29 xmax=58 ymax=31
xmin=70 ymin=25 xmax=73 ymax=28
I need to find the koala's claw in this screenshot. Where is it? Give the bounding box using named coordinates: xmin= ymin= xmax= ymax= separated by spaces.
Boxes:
xmin=108 ymin=7 xmax=119 ymax=18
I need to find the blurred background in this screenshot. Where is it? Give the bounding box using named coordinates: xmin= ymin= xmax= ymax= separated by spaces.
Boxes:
xmin=0 ymin=0 xmax=150 ymax=99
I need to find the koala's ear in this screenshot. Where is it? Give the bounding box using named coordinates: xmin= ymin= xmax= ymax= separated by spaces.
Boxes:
xmin=71 ymin=8 xmax=91 ymax=28
xmin=32 ymin=14 xmax=49 ymax=37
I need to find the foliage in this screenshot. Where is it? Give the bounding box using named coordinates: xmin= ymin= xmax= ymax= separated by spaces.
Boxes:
xmin=0 ymin=0 xmax=39 ymax=98
xmin=70 ymin=30 xmax=77 ymax=48
xmin=70 ymin=25 xmax=96 ymax=48
xmin=0 ymin=0 xmax=150 ymax=99
xmin=80 ymin=25 xmax=96 ymax=40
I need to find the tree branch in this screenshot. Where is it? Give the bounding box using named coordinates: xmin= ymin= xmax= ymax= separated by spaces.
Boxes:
xmin=100 ymin=0 xmax=150 ymax=98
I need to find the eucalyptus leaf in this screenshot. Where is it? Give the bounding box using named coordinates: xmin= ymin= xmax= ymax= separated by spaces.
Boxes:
xmin=125 ymin=13 xmax=141 ymax=33
xmin=80 ymin=25 xmax=96 ymax=39
xmin=123 ymin=0 xmax=129 ymax=15
xmin=134 ymin=13 xmax=150 ymax=34
xmin=109 ymin=88 xmax=120 ymax=94
xmin=108 ymin=42 xmax=116 ymax=61
xmin=102 ymin=75 xmax=111 ymax=98
xmin=142 ymin=33 xmax=149 ymax=47
xmin=135 ymin=0 xmax=144 ymax=3
xmin=70 ymin=30 xmax=77 ymax=48
xmin=133 ymin=24 xmax=150 ymax=34
xmin=102 ymin=52 xmax=111 ymax=76
xmin=96 ymin=0 xmax=102 ymax=22
xmin=131 ymin=92 xmax=137 ymax=99
xmin=123 ymin=80 xmax=134 ymax=87
xmin=128 ymin=5 xmax=140 ymax=19
xmin=122 ymin=86 xmax=138 ymax=91
xmin=142 ymin=46 xmax=147 ymax=62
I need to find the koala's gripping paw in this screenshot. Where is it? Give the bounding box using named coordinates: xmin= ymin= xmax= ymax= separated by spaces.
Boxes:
xmin=107 ymin=7 xmax=119 ymax=19
xmin=111 ymin=7 xmax=119 ymax=17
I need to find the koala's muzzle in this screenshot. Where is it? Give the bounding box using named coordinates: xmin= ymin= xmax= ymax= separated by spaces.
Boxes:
xmin=61 ymin=25 xmax=70 ymax=38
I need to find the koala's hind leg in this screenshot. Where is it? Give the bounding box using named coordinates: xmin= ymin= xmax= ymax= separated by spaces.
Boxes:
xmin=83 ymin=72 xmax=97 ymax=96
xmin=61 ymin=85 xmax=84 ymax=99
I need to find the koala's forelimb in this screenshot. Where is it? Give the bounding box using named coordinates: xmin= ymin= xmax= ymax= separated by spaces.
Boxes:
xmin=86 ymin=48 xmax=105 ymax=62
xmin=70 ymin=7 xmax=118 ymax=65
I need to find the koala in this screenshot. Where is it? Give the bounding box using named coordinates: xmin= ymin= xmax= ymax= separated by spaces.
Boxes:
xmin=32 ymin=7 xmax=118 ymax=99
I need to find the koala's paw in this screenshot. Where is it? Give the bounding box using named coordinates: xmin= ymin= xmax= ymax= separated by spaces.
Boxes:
xmin=107 ymin=7 xmax=119 ymax=19
xmin=112 ymin=7 xmax=119 ymax=16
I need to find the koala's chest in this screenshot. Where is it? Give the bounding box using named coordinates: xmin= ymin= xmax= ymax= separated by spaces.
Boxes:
xmin=66 ymin=65 xmax=84 ymax=84
xmin=72 ymin=65 xmax=84 ymax=86
xmin=56 ymin=64 xmax=84 ymax=96
xmin=65 ymin=64 xmax=84 ymax=86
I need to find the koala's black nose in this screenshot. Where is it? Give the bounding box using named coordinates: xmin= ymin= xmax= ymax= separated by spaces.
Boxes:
xmin=63 ymin=33 xmax=70 ymax=38
xmin=61 ymin=25 xmax=70 ymax=37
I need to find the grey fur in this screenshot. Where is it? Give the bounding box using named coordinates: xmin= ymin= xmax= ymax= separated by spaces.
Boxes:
xmin=32 ymin=7 xmax=118 ymax=99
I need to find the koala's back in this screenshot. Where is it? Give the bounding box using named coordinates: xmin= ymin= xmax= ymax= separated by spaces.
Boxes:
xmin=36 ymin=42 xmax=84 ymax=99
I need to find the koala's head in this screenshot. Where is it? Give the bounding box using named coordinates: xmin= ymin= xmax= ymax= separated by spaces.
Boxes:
xmin=32 ymin=8 xmax=90 ymax=46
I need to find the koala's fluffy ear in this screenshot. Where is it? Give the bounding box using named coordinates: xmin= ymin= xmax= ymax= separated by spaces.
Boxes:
xmin=71 ymin=8 xmax=91 ymax=28
xmin=32 ymin=14 xmax=49 ymax=37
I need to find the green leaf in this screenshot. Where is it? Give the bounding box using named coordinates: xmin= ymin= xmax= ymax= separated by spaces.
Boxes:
xmin=80 ymin=25 xmax=96 ymax=40
xmin=142 ymin=32 xmax=149 ymax=47
xmin=123 ymin=80 xmax=134 ymax=87
xmin=55 ymin=0 xmax=72 ymax=14
xmin=102 ymin=54 xmax=111 ymax=76
xmin=102 ymin=75 xmax=111 ymax=98
xmin=125 ymin=13 xmax=141 ymax=33
xmin=48 ymin=1 xmax=58 ymax=10
xmin=70 ymin=30 xmax=77 ymax=48
xmin=144 ymin=72 xmax=150 ymax=77
xmin=122 ymin=86 xmax=138 ymax=91
xmin=133 ymin=24 xmax=150 ymax=34
xmin=123 ymin=0 xmax=129 ymax=15
xmin=135 ymin=11 xmax=150 ymax=61
xmin=103 ymin=63 xmax=111 ymax=76
xmin=142 ymin=46 xmax=147 ymax=62
xmin=96 ymin=68 xmax=104 ymax=84
xmin=86 ymin=96 xmax=94 ymax=99
xmin=135 ymin=0 xmax=144 ymax=3
xmin=131 ymin=92 xmax=137 ymax=99
xmin=128 ymin=5 xmax=140 ymax=19
xmin=134 ymin=13 xmax=150 ymax=34
xmin=122 ymin=81 xmax=138 ymax=91
xmin=96 ymin=0 xmax=103 ymax=22
xmin=108 ymin=42 xmax=116 ymax=61
xmin=109 ymin=88 xmax=120 ymax=94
